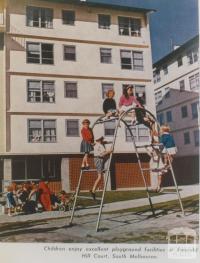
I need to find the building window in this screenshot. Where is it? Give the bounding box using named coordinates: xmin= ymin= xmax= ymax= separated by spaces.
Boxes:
xmin=153 ymin=70 xmax=161 ymax=83
xmin=118 ymin=16 xmax=141 ymax=37
xmin=120 ymin=50 xmax=143 ymax=71
xmin=187 ymin=49 xmax=199 ymax=64
xmin=193 ymin=130 xmax=199 ymax=147
xmin=184 ymin=132 xmax=190 ymax=145
xmin=125 ymin=124 xmax=149 ymax=142
xmin=191 ymin=102 xmax=199 ymax=119
xmin=157 ymin=113 xmax=164 ymax=125
xmin=155 ymin=90 xmax=162 ymax=104
xmin=28 ymin=119 xmax=56 ymax=143
xmin=64 ymin=82 xmax=78 ymax=98
xmin=64 ymin=45 xmax=76 ymax=61
xmin=165 ymin=87 xmax=170 ymax=98
xmin=102 ymin=83 xmax=114 ymax=99
xmin=98 ymin=14 xmax=110 ymax=29
xmin=104 ymin=120 xmax=116 ymax=136
xmin=27 ymin=42 xmax=54 ymax=64
xmin=62 ymin=10 xmax=75 ymax=25
xmin=163 ymin=65 xmax=168 ymax=75
xmin=166 ymin=111 xmax=173 ymax=122
xmin=179 ymin=80 xmax=185 ymax=91
xmin=27 ymin=80 xmax=55 ymax=103
xmin=26 ymin=6 xmax=53 ymax=28
xmin=189 ymin=73 xmax=199 ymax=91
xmin=66 ymin=119 xmax=79 ymax=136
xmin=181 ymin=105 xmax=188 ymax=118
xmin=177 ymin=56 xmax=183 ymax=67
xmin=100 ymin=48 xmax=112 ymax=63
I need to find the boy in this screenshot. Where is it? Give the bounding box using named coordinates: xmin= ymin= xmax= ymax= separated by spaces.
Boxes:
xmin=90 ymin=136 xmax=113 ymax=200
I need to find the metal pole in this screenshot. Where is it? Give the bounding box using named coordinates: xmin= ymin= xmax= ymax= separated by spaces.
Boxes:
xmin=167 ymin=154 xmax=185 ymax=215
xmin=69 ymin=170 xmax=83 ymax=225
xmin=95 ymin=118 xmax=120 ymax=232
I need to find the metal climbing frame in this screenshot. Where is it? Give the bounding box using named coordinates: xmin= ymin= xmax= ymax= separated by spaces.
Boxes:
xmin=69 ymin=107 xmax=184 ymax=232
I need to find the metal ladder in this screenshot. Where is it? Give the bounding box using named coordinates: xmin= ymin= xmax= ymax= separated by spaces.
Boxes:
xmin=68 ymin=107 xmax=184 ymax=232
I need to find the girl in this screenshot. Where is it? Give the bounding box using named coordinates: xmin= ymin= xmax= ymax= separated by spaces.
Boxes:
xmin=119 ymin=85 xmax=142 ymax=124
xmin=160 ymin=124 xmax=177 ymax=167
xmin=80 ymin=119 xmax=94 ymax=170
xmin=38 ymin=181 xmax=52 ymax=211
xmin=103 ymin=89 xmax=117 ymax=119
xmin=6 ymin=185 xmax=16 ymax=216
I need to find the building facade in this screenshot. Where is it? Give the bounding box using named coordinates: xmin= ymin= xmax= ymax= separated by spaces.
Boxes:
xmin=153 ymin=36 xmax=199 ymax=185
xmin=0 ymin=0 xmax=156 ymax=192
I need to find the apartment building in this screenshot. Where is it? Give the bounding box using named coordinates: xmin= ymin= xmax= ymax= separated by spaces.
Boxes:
xmin=153 ymin=35 xmax=199 ymax=185
xmin=0 ymin=0 xmax=156 ymax=192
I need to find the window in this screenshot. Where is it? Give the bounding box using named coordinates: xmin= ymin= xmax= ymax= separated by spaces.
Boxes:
xmin=187 ymin=49 xmax=199 ymax=64
xmin=27 ymin=80 xmax=55 ymax=103
xmin=193 ymin=130 xmax=199 ymax=147
xmin=100 ymin=48 xmax=112 ymax=63
xmin=104 ymin=120 xmax=116 ymax=136
xmin=166 ymin=111 xmax=173 ymax=122
xmin=125 ymin=124 xmax=150 ymax=142
xmin=120 ymin=50 xmax=143 ymax=71
xmin=163 ymin=65 xmax=168 ymax=75
xmin=191 ymin=102 xmax=199 ymax=119
xmin=64 ymin=82 xmax=78 ymax=98
xmin=27 ymin=6 xmax=53 ymax=28
xmin=184 ymin=132 xmax=190 ymax=145
xmin=165 ymin=87 xmax=170 ymax=98
xmin=179 ymin=80 xmax=185 ymax=91
xmin=28 ymin=119 xmax=56 ymax=143
xmin=27 ymin=42 xmax=54 ymax=64
xmin=64 ymin=45 xmax=76 ymax=61
xmin=62 ymin=10 xmax=75 ymax=25
xmin=102 ymin=83 xmax=114 ymax=99
xmin=118 ymin=16 xmax=141 ymax=36
xmin=177 ymin=56 xmax=183 ymax=67
xmin=98 ymin=14 xmax=110 ymax=29
xmin=189 ymin=73 xmax=199 ymax=91
xmin=181 ymin=105 xmax=188 ymax=118
xmin=157 ymin=113 xmax=164 ymax=125
xmin=153 ymin=70 xmax=161 ymax=83
xmin=66 ymin=120 xmax=79 ymax=136
xmin=155 ymin=90 xmax=162 ymax=104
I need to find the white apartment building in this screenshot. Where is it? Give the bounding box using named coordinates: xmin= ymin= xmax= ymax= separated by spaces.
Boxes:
xmin=153 ymin=35 xmax=199 ymax=185
xmin=0 ymin=0 xmax=156 ymax=192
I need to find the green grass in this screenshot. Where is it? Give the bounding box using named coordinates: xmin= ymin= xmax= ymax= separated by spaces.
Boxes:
xmin=76 ymin=189 xmax=176 ymax=207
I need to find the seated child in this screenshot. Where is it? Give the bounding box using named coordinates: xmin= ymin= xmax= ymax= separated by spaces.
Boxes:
xmin=103 ymin=89 xmax=118 ymax=119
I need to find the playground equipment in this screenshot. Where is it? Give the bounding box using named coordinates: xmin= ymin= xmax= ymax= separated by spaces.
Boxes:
xmin=69 ymin=107 xmax=184 ymax=232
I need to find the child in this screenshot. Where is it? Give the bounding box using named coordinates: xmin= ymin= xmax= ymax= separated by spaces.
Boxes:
xmin=145 ymin=145 xmax=167 ymax=193
xmin=90 ymin=136 xmax=113 ymax=200
xmin=80 ymin=119 xmax=94 ymax=170
xmin=119 ymin=85 xmax=142 ymax=124
xmin=103 ymin=89 xmax=118 ymax=119
xmin=6 ymin=185 xmax=16 ymax=216
xmin=160 ymin=124 xmax=177 ymax=168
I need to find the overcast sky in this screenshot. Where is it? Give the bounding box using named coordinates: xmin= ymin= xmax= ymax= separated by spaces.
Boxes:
xmin=92 ymin=0 xmax=199 ymax=62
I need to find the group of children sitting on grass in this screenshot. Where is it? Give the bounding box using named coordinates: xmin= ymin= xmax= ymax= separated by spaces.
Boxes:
xmin=80 ymin=86 xmax=177 ymax=198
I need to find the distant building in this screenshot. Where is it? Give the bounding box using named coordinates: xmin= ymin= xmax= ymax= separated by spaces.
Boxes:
xmin=0 ymin=0 xmax=156 ymax=192
xmin=153 ymin=35 xmax=199 ymax=185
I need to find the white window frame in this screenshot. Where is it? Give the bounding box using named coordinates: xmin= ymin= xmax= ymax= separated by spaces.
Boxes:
xmin=26 ymin=6 xmax=53 ymax=29
xmin=64 ymin=82 xmax=78 ymax=98
xmin=66 ymin=119 xmax=79 ymax=137
xmin=98 ymin=14 xmax=111 ymax=29
xmin=26 ymin=42 xmax=54 ymax=64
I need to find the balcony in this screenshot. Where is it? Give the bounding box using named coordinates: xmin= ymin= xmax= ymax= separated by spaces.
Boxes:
xmin=0 ymin=12 xmax=5 ymax=32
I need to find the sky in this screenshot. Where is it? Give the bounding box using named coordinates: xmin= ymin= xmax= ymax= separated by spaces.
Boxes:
xmin=92 ymin=0 xmax=199 ymax=62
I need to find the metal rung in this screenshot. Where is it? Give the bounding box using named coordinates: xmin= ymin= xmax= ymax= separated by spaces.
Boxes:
xmin=81 ymin=169 xmax=97 ymax=173
xmin=141 ymin=168 xmax=167 ymax=172
xmin=77 ymin=195 xmax=101 ymax=201
xmin=96 ymin=117 xmax=119 ymax=124
xmin=136 ymin=143 xmax=164 ymax=149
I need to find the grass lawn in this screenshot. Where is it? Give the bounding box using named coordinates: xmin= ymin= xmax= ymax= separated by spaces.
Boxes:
xmin=76 ymin=188 xmax=178 ymax=207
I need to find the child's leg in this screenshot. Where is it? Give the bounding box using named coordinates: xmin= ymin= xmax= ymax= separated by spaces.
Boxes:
xmin=157 ymin=175 xmax=162 ymax=189
xmin=92 ymin=173 xmax=102 ymax=193
xmin=81 ymin=153 xmax=89 ymax=167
